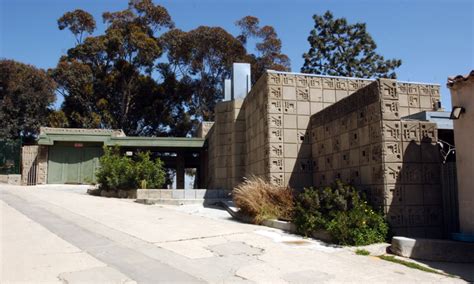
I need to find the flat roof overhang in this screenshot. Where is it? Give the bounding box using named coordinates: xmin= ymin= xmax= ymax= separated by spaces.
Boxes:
xmin=402 ymin=111 xmax=453 ymax=130
xmin=38 ymin=133 xmax=111 ymax=145
xmin=108 ymin=137 xmax=205 ymax=148
xmin=38 ymin=130 xmax=205 ymax=149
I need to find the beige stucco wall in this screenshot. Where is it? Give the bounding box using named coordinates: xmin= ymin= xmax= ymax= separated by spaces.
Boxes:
xmin=449 ymin=78 xmax=474 ymax=234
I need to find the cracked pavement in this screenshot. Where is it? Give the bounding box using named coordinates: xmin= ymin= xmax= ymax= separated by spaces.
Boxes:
xmin=0 ymin=185 xmax=466 ymax=283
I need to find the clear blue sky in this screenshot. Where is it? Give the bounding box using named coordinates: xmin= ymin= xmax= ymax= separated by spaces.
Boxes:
xmin=1 ymin=0 xmax=473 ymax=109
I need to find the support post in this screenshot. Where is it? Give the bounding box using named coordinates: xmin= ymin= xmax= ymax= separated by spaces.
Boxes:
xmin=176 ymin=151 xmax=185 ymax=189
xmin=199 ymin=149 xmax=207 ymax=189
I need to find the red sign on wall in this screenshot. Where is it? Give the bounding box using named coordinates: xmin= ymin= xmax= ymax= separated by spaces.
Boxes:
xmin=74 ymin=143 xmax=83 ymax=148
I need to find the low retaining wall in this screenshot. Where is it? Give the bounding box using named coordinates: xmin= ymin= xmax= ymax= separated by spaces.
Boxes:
xmin=261 ymin=219 xmax=296 ymax=233
xmin=220 ymin=202 xmax=335 ymax=243
xmin=136 ymin=189 xmax=232 ymax=205
xmin=87 ymin=188 xmax=137 ymax=199
xmin=0 ymin=174 xmax=21 ymax=185
xmin=391 ymin=236 xmax=474 ymax=263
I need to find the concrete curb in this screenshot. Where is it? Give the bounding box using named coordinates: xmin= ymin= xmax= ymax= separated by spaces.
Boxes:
xmin=218 ymin=201 xmax=336 ymax=244
xmin=261 ymin=219 xmax=297 ymax=233
xmin=218 ymin=201 xmax=254 ymax=223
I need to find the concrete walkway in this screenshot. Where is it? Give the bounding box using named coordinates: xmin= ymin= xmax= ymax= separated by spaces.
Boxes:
xmin=0 ymin=185 xmax=468 ymax=283
xmin=0 ymin=198 xmax=135 ymax=283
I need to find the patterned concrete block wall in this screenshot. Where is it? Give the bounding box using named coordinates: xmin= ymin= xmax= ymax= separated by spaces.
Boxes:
xmin=243 ymin=75 xmax=268 ymax=180
xmin=264 ymin=71 xmax=372 ymax=189
xmin=311 ymin=81 xmax=382 ymax=189
xmin=207 ymin=100 xmax=246 ymax=190
xmin=383 ymin=120 xmax=441 ymax=237
xmin=21 ymin=145 xmax=48 ymax=185
xmin=207 ymin=101 xmax=233 ymax=189
xmin=310 ymin=78 xmax=443 ymax=238
xmin=207 ymin=71 xmax=373 ymax=190
xmin=206 ymin=125 xmax=216 ymax=187
xmin=21 ymin=145 xmax=39 ymax=185
xmin=397 ymin=81 xmax=442 ymax=116
xmin=231 ymin=100 xmax=246 ymax=189
xmin=37 ymin=146 xmax=48 ymax=184
xmin=380 ymin=80 xmax=442 ymax=238
xmin=205 ymin=69 xmax=443 ymax=215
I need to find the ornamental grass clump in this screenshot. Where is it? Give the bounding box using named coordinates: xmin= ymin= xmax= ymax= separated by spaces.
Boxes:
xmin=233 ymin=176 xmax=294 ymax=224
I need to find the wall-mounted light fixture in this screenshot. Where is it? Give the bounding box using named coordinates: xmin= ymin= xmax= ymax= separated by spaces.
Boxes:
xmin=450 ymin=106 xmax=465 ymax=120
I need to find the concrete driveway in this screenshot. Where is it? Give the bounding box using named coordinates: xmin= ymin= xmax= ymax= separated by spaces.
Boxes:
xmin=0 ymin=185 xmax=468 ymax=283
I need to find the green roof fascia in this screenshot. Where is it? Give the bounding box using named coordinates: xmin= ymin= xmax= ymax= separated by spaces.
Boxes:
xmin=106 ymin=137 xmax=205 ymax=148
xmin=37 ymin=133 xmax=113 ymax=145
xmin=37 ymin=132 xmax=205 ymax=148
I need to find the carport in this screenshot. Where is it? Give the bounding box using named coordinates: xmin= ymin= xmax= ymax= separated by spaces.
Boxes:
xmin=37 ymin=128 xmax=206 ymax=188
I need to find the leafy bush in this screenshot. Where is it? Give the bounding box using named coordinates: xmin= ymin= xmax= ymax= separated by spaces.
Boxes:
xmin=233 ymin=176 xmax=294 ymax=224
xmin=132 ymin=151 xmax=166 ymax=189
xmin=294 ymin=181 xmax=388 ymax=246
xmin=293 ymin=182 xmax=355 ymax=235
xmin=96 ymin=146 xmax=165 ymax=192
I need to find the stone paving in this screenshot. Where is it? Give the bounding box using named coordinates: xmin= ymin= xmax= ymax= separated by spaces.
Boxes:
xmin=0 ymin=185 xmax=468 ymax=283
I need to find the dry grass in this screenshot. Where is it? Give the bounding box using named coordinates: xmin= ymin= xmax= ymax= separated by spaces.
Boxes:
xmin=233 ymin=176 xmax=294 ymax=224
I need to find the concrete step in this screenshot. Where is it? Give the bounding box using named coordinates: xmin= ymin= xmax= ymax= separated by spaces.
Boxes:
xmin=391 ymin=236 xmax=474 ymax=263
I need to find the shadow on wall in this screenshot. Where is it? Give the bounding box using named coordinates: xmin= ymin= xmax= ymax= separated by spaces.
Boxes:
xmin=386 ymin=137 xmax=444 ymax=239
xmin=288 ymin=122 xmax=313 ymax=192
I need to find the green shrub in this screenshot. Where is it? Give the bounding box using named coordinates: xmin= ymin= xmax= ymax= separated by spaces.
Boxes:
xmin=294 ymin=181 xmax=388 ymax=246
xmin=293 ymin=181 xmax=355 ymax=236
xmin=327 ymin=199 xmax=388 ymax=245
xmin=132 ymin=151 xmax=166 ymax=189
xmin=233 ymin=176 xmax=294 ymax=224
xmin=96 ymin=146 xmax=165 ymax=192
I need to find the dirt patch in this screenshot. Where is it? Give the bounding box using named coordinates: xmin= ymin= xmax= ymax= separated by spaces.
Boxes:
xmin=282 ymin=240 xmax=311 ymax=246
